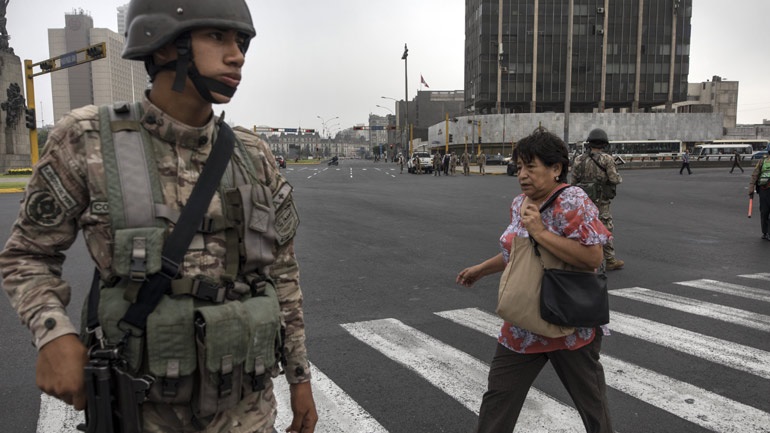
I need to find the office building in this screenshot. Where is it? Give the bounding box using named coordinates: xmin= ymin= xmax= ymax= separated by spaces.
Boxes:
xmin=48 ymin=10 xmax=146 ymax=123
xmin=465 ymin=0 xmax=692 ymax=114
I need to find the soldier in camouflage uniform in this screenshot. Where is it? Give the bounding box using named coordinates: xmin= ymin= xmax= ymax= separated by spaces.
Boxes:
xmin=570 ymin=128 xmax=625 ymax=271
xmin=0 ymin=1 xmax=318 ymax=432
xmin=461 ymin=150 xmax=471 ymax=176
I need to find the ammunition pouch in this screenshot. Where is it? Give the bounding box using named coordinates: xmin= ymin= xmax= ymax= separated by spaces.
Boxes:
xmin=91 ymin=279 xmax=282 ymax=419
xmin=579 ymin=182 xmax=616 ymax=201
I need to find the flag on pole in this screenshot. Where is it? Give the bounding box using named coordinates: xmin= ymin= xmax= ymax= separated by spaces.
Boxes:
xmin=420 ymin=74 xmax=430 ymax=88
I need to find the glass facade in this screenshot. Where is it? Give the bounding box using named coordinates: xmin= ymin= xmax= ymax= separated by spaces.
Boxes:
xmin=465 ymin=0 xmax=692 ymax=114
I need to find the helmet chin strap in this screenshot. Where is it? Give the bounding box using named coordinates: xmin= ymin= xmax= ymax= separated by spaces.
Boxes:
xmin=152 ymin=33 xmax=238 ymax=104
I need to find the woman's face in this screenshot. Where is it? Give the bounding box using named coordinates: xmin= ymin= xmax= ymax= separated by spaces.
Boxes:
xmin=517 ymin=156 xmax=562 ymax=202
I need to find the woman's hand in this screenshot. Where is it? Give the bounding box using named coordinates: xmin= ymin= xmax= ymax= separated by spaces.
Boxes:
xmin=456 ymin=265 xmax=482 ymax=287
xmin=521 ymin=202 xmax=547 ymax=239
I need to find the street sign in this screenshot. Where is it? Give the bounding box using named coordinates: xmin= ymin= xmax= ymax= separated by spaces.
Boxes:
xmin=60 ymin=51 xmax=78 ymax=68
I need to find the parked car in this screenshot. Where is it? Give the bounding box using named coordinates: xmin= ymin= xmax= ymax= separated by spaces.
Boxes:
xmin=276 ymin=155 xmax=286 ymax=168
xmin=751 ymin=151 xmax=768 ymax=160
xmin=506 ymin=159 xmax=517 ymax=176
xmin=486 ymin=154 xmax=505 ymax=165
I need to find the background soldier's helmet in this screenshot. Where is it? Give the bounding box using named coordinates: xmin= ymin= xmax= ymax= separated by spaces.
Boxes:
xmin=121 ymin=0 xmax=256 ymax=60
xmin=586 ymin=128 xmax=609 ymax=147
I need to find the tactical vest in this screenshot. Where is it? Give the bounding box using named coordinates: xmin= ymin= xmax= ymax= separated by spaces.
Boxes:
xmin=759 ymin=158 xmax=770 ymax=187
xmin=576 ymin=152 xmax=616 ymax=202
xmin=84 ymin=102 xmax=288 ymax=420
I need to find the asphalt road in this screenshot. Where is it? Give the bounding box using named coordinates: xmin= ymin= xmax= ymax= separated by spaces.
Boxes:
xmin=1 ymin=160 xmax=768 ymax=433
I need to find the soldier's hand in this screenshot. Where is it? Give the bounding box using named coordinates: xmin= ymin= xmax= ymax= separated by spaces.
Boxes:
xmin=287 ymin=382 xmax=318 ymax=433
xmin=36 ymin=334 xmax=88 ymax=410
xmin=749 ymin=192 xmax=755 ymax=199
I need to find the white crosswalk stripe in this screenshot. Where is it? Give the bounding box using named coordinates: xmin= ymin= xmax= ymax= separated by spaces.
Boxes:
xmin=36 ymin=274 xmax=770 ymax=433
xmin=675 ymin=278 xmax=770 ymax=302
xmin=610 ymin=287 xmax=770 ymax=332
xmin=608 ymin=311 xmax=770 ymax=379
xmin=738 ymin=272 xmax=770 ymax=282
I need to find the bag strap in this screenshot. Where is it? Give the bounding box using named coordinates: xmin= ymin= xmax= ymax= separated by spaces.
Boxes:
xmin=119 ymin=116 xmax=236 ymax=332
xmin=530 ymin=186 xmax=569 ymax=260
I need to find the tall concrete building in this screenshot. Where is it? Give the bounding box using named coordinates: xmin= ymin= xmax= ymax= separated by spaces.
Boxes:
xmin=48 ymin=10 xmax=146 ymax=124
xmin=465 ymin=0 xmax=692 ymax=114
xmin=117 ymin=3 xmax=129 ymax=36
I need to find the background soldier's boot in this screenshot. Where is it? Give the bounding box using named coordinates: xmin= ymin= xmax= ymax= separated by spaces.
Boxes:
xmin=606 ymin=258 xmax=625 ymax=271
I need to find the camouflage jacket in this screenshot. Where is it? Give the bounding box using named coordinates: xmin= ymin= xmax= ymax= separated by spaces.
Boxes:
xmin=570 ymin=150 xmax=622 ymax=204
xmin=0 ymin=96 xmax=311 ymax=384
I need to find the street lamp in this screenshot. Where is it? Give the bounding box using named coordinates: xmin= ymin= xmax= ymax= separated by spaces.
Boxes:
xmin=401 ymin=43 xmax=410 ymax=155
xmin=375 ymin=104 xmax=393 ymax=114
xmin=381 ymin=96 xmax=405 ymax=155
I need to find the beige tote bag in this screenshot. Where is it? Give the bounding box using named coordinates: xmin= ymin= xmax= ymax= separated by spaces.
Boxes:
xmin=496 ymin=236 xmax=576 ymax=338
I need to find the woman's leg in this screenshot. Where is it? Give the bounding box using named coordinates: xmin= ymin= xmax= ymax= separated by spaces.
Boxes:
xmin=476 ymin=343 xmax=547 ymax=433
xmin=548 ymin=334 xmax=613 ymax=433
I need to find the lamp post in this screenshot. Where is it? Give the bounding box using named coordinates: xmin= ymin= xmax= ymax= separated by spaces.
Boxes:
xmin=401 ymin=44 xmax=410 ymax=155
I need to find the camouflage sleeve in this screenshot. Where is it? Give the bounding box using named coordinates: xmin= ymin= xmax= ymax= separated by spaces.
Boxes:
xmin=603 ymin=154 xmax=622 ymax=185
xmin=233 ymin=126 xmax=311 ymax=384
xmin=570 ymin=155 xmax=585 ymax=184
xmin=0 ymin=107 xmax=95 ymax=350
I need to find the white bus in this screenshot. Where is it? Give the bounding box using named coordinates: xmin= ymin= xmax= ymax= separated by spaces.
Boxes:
xmin=692 ymin=144 xmax=753 ymax=160
xmin=575 ymin=139 xmax=684 ymax=160
xmin=708 ymin=139 xmax=770 ymax=153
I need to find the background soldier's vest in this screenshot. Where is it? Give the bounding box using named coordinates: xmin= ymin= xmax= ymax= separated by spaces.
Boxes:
xmin=576 ymin=152 xmax=616 ymax=202
xmin=759 ymin=159 xmax=770 ymax=187
xmin=86 ymin=102 xmax=283 ymax=421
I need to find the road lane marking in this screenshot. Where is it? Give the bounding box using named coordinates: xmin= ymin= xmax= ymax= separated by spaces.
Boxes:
xmin=611 ymin=287 xmax=770 ymax=332
xmin=675 ymin=279 xmax=770 ymax=302
xmin=436 ymin=308 xmax=770 ymax=433
xmin=342 ymin=318 xmax=589 ymax=433
xmin=274 ymin=363 xmax=387 ymax=433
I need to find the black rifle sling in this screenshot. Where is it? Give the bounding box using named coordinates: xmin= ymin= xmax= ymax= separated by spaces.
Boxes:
xmin=588 ymin=152 xmax=609 ymax=175
xmin=121 ymin=119 xmax=235 ymax=331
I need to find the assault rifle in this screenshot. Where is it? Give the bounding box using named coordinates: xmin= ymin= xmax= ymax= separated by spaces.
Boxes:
xmin=77 ymin=344 xmax=153 ymax=433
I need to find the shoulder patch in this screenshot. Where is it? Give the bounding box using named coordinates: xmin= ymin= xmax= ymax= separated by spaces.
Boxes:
xmin=26 ymin=191 xmax=65 ymax=227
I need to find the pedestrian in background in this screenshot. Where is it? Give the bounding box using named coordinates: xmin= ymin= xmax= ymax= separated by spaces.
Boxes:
xmin=456 ymin=128 xmax=613 ymax=433
xmin=479 ymin=152 xmax=487 ymax=175
xmin=571 ymin=128 xmax=625 ymax=271
xmin=680 ymin=150 xmax=692 ymax=175
xmin=434 ymin=153 xmax=443 ymax=176
xmin=730 ymin=149 xmax=744 ymax=174
xmin=398 ymin=153 xmax=405 ymax=174
xmin=450 ymin=152 xmax=458 ymax=175
xmin=0 ymin=1 xmax=318 ymax=431
xmin=749 ymin=153 xmax=770 ymax=240
xmin=443 ymin=152 xmax=451 ymax=176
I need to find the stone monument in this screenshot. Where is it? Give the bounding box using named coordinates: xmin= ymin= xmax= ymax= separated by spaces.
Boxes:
xmin=0 ymin=0 xmax=33 ymax=173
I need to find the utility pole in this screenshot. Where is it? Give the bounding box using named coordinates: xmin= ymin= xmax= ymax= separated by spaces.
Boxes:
xmin=564 ymin=0 xmax=574 ymax=144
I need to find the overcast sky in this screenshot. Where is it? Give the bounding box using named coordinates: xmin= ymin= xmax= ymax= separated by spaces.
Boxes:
xmin=7 ymin=0 xmax=770 ymax=133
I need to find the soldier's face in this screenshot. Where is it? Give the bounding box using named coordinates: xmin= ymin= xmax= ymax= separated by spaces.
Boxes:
xmin=189 ymin=28 xmax=247 ymax=103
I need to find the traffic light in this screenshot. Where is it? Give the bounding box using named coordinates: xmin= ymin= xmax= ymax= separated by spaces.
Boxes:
xmin=449 ymin=134 xmax=453 ymax=143
xmin=353 ymin=126 xmax=364 ymax=130
xmin=85 ymin=43 xmax=105 ymax=60
xmin=303 ymin=129 xmax=315 ymax=133
xmin=39 ymin=61 xmax=54 ymax=71
xmin=478 ymin=136 xmax=482 ymax=143
xmin=25 ymin=108 xmax=36 ymax=130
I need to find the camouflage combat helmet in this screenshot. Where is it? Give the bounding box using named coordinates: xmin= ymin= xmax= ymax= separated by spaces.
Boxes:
xmin=586 ymin=128 xmax=609 ymax=147
xmin=122 ymin=0 xmax=256 ymax=102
